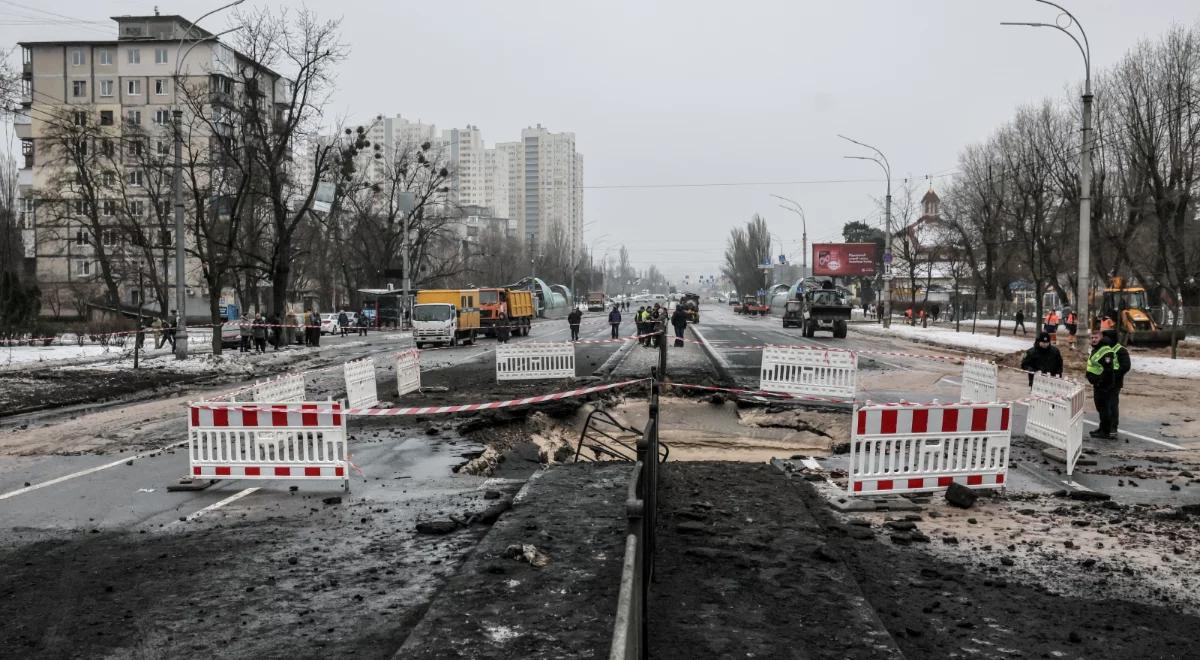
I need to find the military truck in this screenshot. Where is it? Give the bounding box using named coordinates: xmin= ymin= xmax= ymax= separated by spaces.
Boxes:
xmin=782 ymin=284 xmax=851 ymax=338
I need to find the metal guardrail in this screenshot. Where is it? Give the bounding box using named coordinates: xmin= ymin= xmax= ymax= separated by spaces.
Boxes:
xmin=575 ymin=406 xmax=669 ymax=464
xmin=609 ymin=374 xmax=660 ymax=660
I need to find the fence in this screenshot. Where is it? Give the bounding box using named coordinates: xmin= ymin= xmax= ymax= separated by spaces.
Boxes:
xmin=759 ymin=345 xmax=858 ymax=400
xmin=395 ymin=349 xmax=421 ymax=396
xmin=609 ymin=375 xmax=660 ymax=660
xmin=495 ymin=342 xmax=576 ymax=381
xmin=959 ymin=358 xmax=998 ymax=403
xmin=253 ymin=372 xmax=305 ymax=402
xmin=848 ymin=401 xmax=1011 ymax=496
xmin=1023 ymin=373 xmax=1085 ymax=476
xmin=188 ymin=401 xmax=349 ymax=491
xmin=343 ymin=358 xmax=379 ymax=408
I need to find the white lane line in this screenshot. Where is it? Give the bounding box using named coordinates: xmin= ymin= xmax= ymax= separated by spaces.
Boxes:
xmin=0 ymin=441 xmax=188 ymax=501
xmin=942 ymin=378 xmax=961 ymax=386
xmin=179 ymin=487 xmax=259 ymax=523
xmin=1062 ymin=480 xmax=1093 ymax=491
xmin=1014 ymin=401 xmax=1184 ymax=450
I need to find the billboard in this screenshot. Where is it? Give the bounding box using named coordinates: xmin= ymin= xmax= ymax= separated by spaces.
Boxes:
xmin=812 ymin=243 xmax=878 ymax=277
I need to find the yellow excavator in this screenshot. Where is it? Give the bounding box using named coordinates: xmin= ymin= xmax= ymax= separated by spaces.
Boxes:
xmin=1094 ymin=277 xmax=1186 ymax=347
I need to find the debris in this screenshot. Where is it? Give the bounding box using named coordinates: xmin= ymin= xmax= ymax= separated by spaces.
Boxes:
xmin=416 ymin=520 xmax=461 ymax=535
xmin=944 ymin=483 xmax=978 ymax=509
xmin=483 ymin=490 xmax=502 ymax=500
xmin=1067 ymin=490 xmax=1111 ymax=502
xmin=321 ymin=497 xmax=342 ymax=506
xmin=468 ymin=499 xmax=513 ymax=526
xmin=503 ymin=543 xmax=550 ymax=568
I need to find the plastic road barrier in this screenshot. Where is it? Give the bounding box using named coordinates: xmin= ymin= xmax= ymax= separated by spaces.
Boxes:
xmin=495 ymin=342 xmax=576 ymax=382
xmin=959 ymin=358 xmax=998 ymax=403
xmin=760 ymin=345 xmax=858 ymax=400
xmin=849 ymin=401 xmax=1011 ymax=496
xmin=343 ymin=357 xmax=379 ymax=409
xmin=188 ymin=402 xmax=349 ymax=490
xmin=395 ymin=349 xmax=421 ymax=396
xmin=1024 ymin=373 xmax=1085 ymax=476
xmin=253 ymin=372 xmax=305 ymax=402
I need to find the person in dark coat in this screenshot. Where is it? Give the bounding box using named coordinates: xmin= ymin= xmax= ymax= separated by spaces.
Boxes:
xmin=1086 ymin=329 xmax=1131 ymax=439
xmin=670 ymin=304 xmax=688 ymax=347
xmin=1014 ymin=310 xmax=1026 ymax=336
xmin=252 ymin=313 xmax=268 ymax=353
xmin=567 ymin=307 xmax=583 ymax=341
xmin=357 ymin=313 xmax=369 ymax=336
xmin=495 ymin=312 xmax=512 ymax=343
xmin=608 ymin=305 xmax=622 ymax=339
xmin=338 ymin=310 xmax=349 ymax=337
xmin=267 ymin=314 xmax=281 ymax=350
xmin=1019 ymin=331 xmax=1063 ymax=387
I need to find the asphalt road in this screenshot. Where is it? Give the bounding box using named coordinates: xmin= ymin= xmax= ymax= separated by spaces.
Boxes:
xmin=692 ymin=302 xmax=1200 ymax=505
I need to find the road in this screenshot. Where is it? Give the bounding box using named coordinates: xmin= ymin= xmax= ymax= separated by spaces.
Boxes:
xmin=0 ymin=310 xmax=633 ymax=659
xmin=692 ymin=302 xmax=1200 ymax=504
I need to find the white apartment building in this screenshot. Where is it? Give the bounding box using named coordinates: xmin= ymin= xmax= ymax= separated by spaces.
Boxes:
xmin=445 ymin=125 xmax=486 ymax=209
xmin=15 ymin=13 xmax=286 ymax=320
xmin=519 ymin=125 xmax=584 ymax=254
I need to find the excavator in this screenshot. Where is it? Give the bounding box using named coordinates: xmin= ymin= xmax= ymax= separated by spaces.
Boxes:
xmin=1094 ymin=277 xmax=1186 ymax=347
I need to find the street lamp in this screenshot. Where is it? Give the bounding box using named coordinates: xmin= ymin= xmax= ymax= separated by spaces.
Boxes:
xmin=170 ymin=0 xmax=245 ymax=359
xmin=771 ymin=194 xmax=808 ymax=277
xmin=1003 ymin=0 xmax=1092 ymax=351
xmin=839 ymin=134 xmax=893 ymax=328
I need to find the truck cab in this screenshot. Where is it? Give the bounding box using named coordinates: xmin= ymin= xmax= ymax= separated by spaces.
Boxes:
xmin=413 ymin=289 xmax=481 ymax=347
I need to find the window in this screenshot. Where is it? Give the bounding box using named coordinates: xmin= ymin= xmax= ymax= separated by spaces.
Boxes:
xmin=71 ymin=49 xmax=85 ymax=66
xmin=157 ymin=200 xmax=171 ymax=217
xmin=127 ymin=170 xmax=143 ymax=186
xmin=73 ymin=111 xmax=87 ymax=126
xmin=159 ymin=229 xmax=173 ymax=247
xmin=100 ymin=110 xmax=113 ymax=126
xmin=127 ymin=139 xmax=143 ymax=157
xmin=127 ymin=48 xmax=140 ymax=64
xmin=127 ymin=79 xmax=142 ymax=95
xmin=101 ymin=228 xmax=119 ymax=246
xmin=102 ymin=199 xmax=117 ymax=216
xmin=155 ymin=48 xmax=168 ymax=64
xmin=154 ymin=109 xmax=171 ymax=124
xmin=19 ymin=198 xmax=33 ymax=228
xmin=98 ymin=49 xmax=111 ymax=65
xmin=101 ymin=140 xmax=114 ymax=158
xmin=72 ymin=80 xmax=87 ymax=97
xmin=102 ymin=170 xmax=116 ymax=186
xmin=156 ymin=140 xmax=170 ymax=156
xmin=100 ymin=80 xmax=113 ymax=97
xmin=75 ymin=259 xmax=91 ymax=276
xmin=74 ymin=226 xmax=89 ymax=244
xmin=126 ymin=110 xmax=141 ymax=125
xmin=128 ymin=200 xmax=144 ymax=216
xmin=73 ymin=139 xmax=88 ymax=156
xmin=154 ymin=79 xmax=167 ymax=95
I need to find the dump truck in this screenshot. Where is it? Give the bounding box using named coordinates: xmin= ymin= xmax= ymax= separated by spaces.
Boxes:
xmin=1094 ymin=277 xmax=1186 ymax=347
xmin=736 ymin=294 xmax=769 ymax=316
xmin=681 ymin=292 xmax=701 ymax=323
xmin=479 ymin=288 xmax=534 ymax=337
xmin=412 ymin=289 xmax=481 ymax=347
xmin=587 ymin=292 xmax=606 ymax=312
xmin=783 ymin=285 xmax=851 ymax=338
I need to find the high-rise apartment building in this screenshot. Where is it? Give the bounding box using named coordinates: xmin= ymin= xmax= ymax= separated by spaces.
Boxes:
xmin=15 ymin=13 xmax=285 ymax=319
xmin=519 ymin=125 xmax=584 ymax=253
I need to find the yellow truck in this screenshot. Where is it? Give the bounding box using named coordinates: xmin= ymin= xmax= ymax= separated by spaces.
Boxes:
xmin=479 ymin=288 xmax=535 ymax=336
xmin=412 ymin=289 xmax=481 ymax=347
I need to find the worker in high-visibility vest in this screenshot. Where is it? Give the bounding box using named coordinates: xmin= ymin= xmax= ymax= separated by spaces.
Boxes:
xmin=1043 ymin=310 xmax=1060 ymax=344
xmin=1100 ymin=315 xmax=1116 ymax=331
xmin=1065 ymin=310 xmax=1078 ymax=342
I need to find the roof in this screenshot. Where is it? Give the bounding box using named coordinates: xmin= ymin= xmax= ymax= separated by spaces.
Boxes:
xmin=111 ymin=14 xmax=216 ymax=40
xmin=921 ymin=188 xmax=940 ymax=204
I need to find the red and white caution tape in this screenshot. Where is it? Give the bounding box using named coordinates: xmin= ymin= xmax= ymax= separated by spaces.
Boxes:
xmin=668 ymin=382 xmax=854 ymax=405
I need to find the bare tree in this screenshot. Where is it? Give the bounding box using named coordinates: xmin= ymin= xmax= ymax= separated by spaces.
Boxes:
xmin=721 ymin=214 xmax=771 ymax=298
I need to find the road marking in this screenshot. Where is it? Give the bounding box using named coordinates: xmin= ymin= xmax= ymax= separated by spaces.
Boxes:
xmin=942 ymin=378 xmax=961 ymax=386
xmin=1080 ymin=419 xmax=1184 ymax=450
xmin=180 ymin=487 xmax=260 ymax=522
xmin=1062 ymin=480 xmax=1092 ymax=491
xmin=0 ymin=441 xmax=187 ymax=501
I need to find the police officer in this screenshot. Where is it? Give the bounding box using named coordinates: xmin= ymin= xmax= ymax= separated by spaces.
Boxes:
xmin=1086 ymin=329 xmax=1131 ymax=439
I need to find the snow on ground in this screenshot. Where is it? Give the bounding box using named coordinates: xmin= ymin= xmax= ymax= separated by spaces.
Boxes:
xmin=1 ymin=334 xmax=209 ymax=369
xmin=855 ymin=322 xmax=1200 ymax=380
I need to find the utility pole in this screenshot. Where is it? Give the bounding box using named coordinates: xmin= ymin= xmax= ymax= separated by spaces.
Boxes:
xmin=134 ymin=264 xmax=143 ymax=369
xmin=172 ymin=108 xmax=188 ymax=358
xmin=1003 ymin=0 xmax=1092 ymax=351
xmin=839 ymin=135 xmax=893 ymax=328
xmin=771 ymin=194 xmax=808 ymax=277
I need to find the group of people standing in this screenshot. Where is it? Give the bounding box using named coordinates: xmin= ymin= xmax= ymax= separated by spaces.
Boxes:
xmin=238 ymin=313 xmax=274 ymax=353
xmin=566 ymin=300 xmax=691 ymax=347
xmin=1020 ymin=323 xmax=1131 ymax=441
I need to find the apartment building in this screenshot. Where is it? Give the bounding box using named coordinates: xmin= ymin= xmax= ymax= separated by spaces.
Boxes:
xmin=15 ymin=13 xmax=286 ymax=320
xmin=520 ymin=125 xmax=584 ymax=254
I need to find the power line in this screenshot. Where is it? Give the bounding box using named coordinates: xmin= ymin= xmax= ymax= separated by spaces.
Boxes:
xmin=580 ymin=177 xmax=884 ymax=190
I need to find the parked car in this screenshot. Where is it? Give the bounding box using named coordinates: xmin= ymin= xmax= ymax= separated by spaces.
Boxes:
xmin=320 ymin=313 xmax=340 ymax=335
xmin=220 ymin=320 xmax=241 ymax=348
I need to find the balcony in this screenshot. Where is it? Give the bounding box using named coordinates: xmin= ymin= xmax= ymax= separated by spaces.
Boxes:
xmin=13 ymin=111 xmax=31 ymax=140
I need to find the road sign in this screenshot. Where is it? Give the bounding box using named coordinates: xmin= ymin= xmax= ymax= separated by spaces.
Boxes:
xmin=883 ymin=252 xmax=893 ymax=264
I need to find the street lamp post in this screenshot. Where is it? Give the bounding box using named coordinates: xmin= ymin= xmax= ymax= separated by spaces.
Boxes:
xmin=170 ymin=0 xmax=245 ymax=359
xmin=771 ymin=194 xmax=808 ymax=277
xmin=839 ymin=134 xmax=893 ymax=328
xmin=1003 ymin=0 xmax=1092 ymax=351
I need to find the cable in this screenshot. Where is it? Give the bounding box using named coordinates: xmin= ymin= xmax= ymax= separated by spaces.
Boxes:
xmin=580 ymin=177 xmax=884 ymax=190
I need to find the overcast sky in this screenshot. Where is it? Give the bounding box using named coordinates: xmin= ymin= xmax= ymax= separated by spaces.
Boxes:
xmin=7 ymin=0 xmax=1197 ymax=284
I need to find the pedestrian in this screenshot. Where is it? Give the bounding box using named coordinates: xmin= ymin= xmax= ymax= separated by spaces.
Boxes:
xmin=252 ymin=313 xmax=267 ymax=353
xmin=1043 ymin=309 xmax=1060 ymax=344
xmin=568 ymin=306 xmax=583 ymax=342
xmin=308 ymin=310 xmax=321 ymax=347
xmin=653 ymin=305 xmax=667 ymax=348
xmin=151 ymin=317 xmax=164 ymax=349
xmin=163 ymin=315 xmax=176 ymax=350
xmin=608 ymin=304 xmax=622 ymax=339
xmin=1086 ymin=329 xmax=1131 ymax=439
xmin=931 ymin=304 xmax=941 ymax=322
xmin=268 ymin=314 xmax=281 ymax=350
xmin=1019 ymin=332 xmax=1063 ymax=387
xmin=357 ymin=313 xmax=368 ymax=336
xmin=239 ymin=314 xmax=252 ymax=352
xmin=338 ymin=310 xmax=349 ymax=337
xmin=670 ymin=304 xmax=687 ymax=347
xmin=636 ymin=306 xmax=647 ymax=346
xmin=1014 ymin=310 xmax=1026 ymax=336
xmin=1065 ymin=309 xmax=1078 ymax=344
xmin=496 ymin=312 xmax=512 ymax=344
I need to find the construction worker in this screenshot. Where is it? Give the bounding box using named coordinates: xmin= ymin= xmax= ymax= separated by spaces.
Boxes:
xmin=1043 ymin=309 xmax=1060 ymax=344
xmin=1086 ymin=329 xmax=1131 ymax=439
xmin=1100 ymin=314 xmax=1116 ymax=331
xmin=1014 ymin=310 xmax=1026 ymax=336
xmin=1020 ymin=332 xmax=1063 ymax=387
xmin=1064 ymin=309 xmax=1078 ymax=343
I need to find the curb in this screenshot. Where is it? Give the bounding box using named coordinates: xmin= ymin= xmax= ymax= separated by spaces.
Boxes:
xmin=687 ymin=324 xmax=734 ymax=385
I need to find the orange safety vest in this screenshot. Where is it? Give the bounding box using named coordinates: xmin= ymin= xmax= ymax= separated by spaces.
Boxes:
xmin=1066 ymin=312 xmax=1076 ymax=325
xmin=1046 ymin=311 xmax=1059 ymax=325
xmin=1100 ymin=316 xmax=1115 ymax=330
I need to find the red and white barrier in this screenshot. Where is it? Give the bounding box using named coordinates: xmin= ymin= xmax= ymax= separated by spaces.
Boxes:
xmin=496 ymin=342 xmax=575 ymax=381
xmin=848 ymin=401 xmax=1011 ymax=496
xmin=960 ymin=358 xmax=998 ymax=403
xmin=1024 ymin=373 xmax=1085 ymax=475
xmin=760 ymin=345 xmax=858 ymax=400
xmin=253 ymin=372 xmax=305 ymax=402
xmin=188 ymin=401 xmax=349 ymax=490
xmin=395 ymin=349 xmax=421 ymax=396
xmin=343 ymin=358 xmax=379 ymax=408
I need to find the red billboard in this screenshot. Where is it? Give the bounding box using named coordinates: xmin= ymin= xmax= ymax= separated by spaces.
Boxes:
xmin=812 ymin=243 xmax=878 ymax=277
